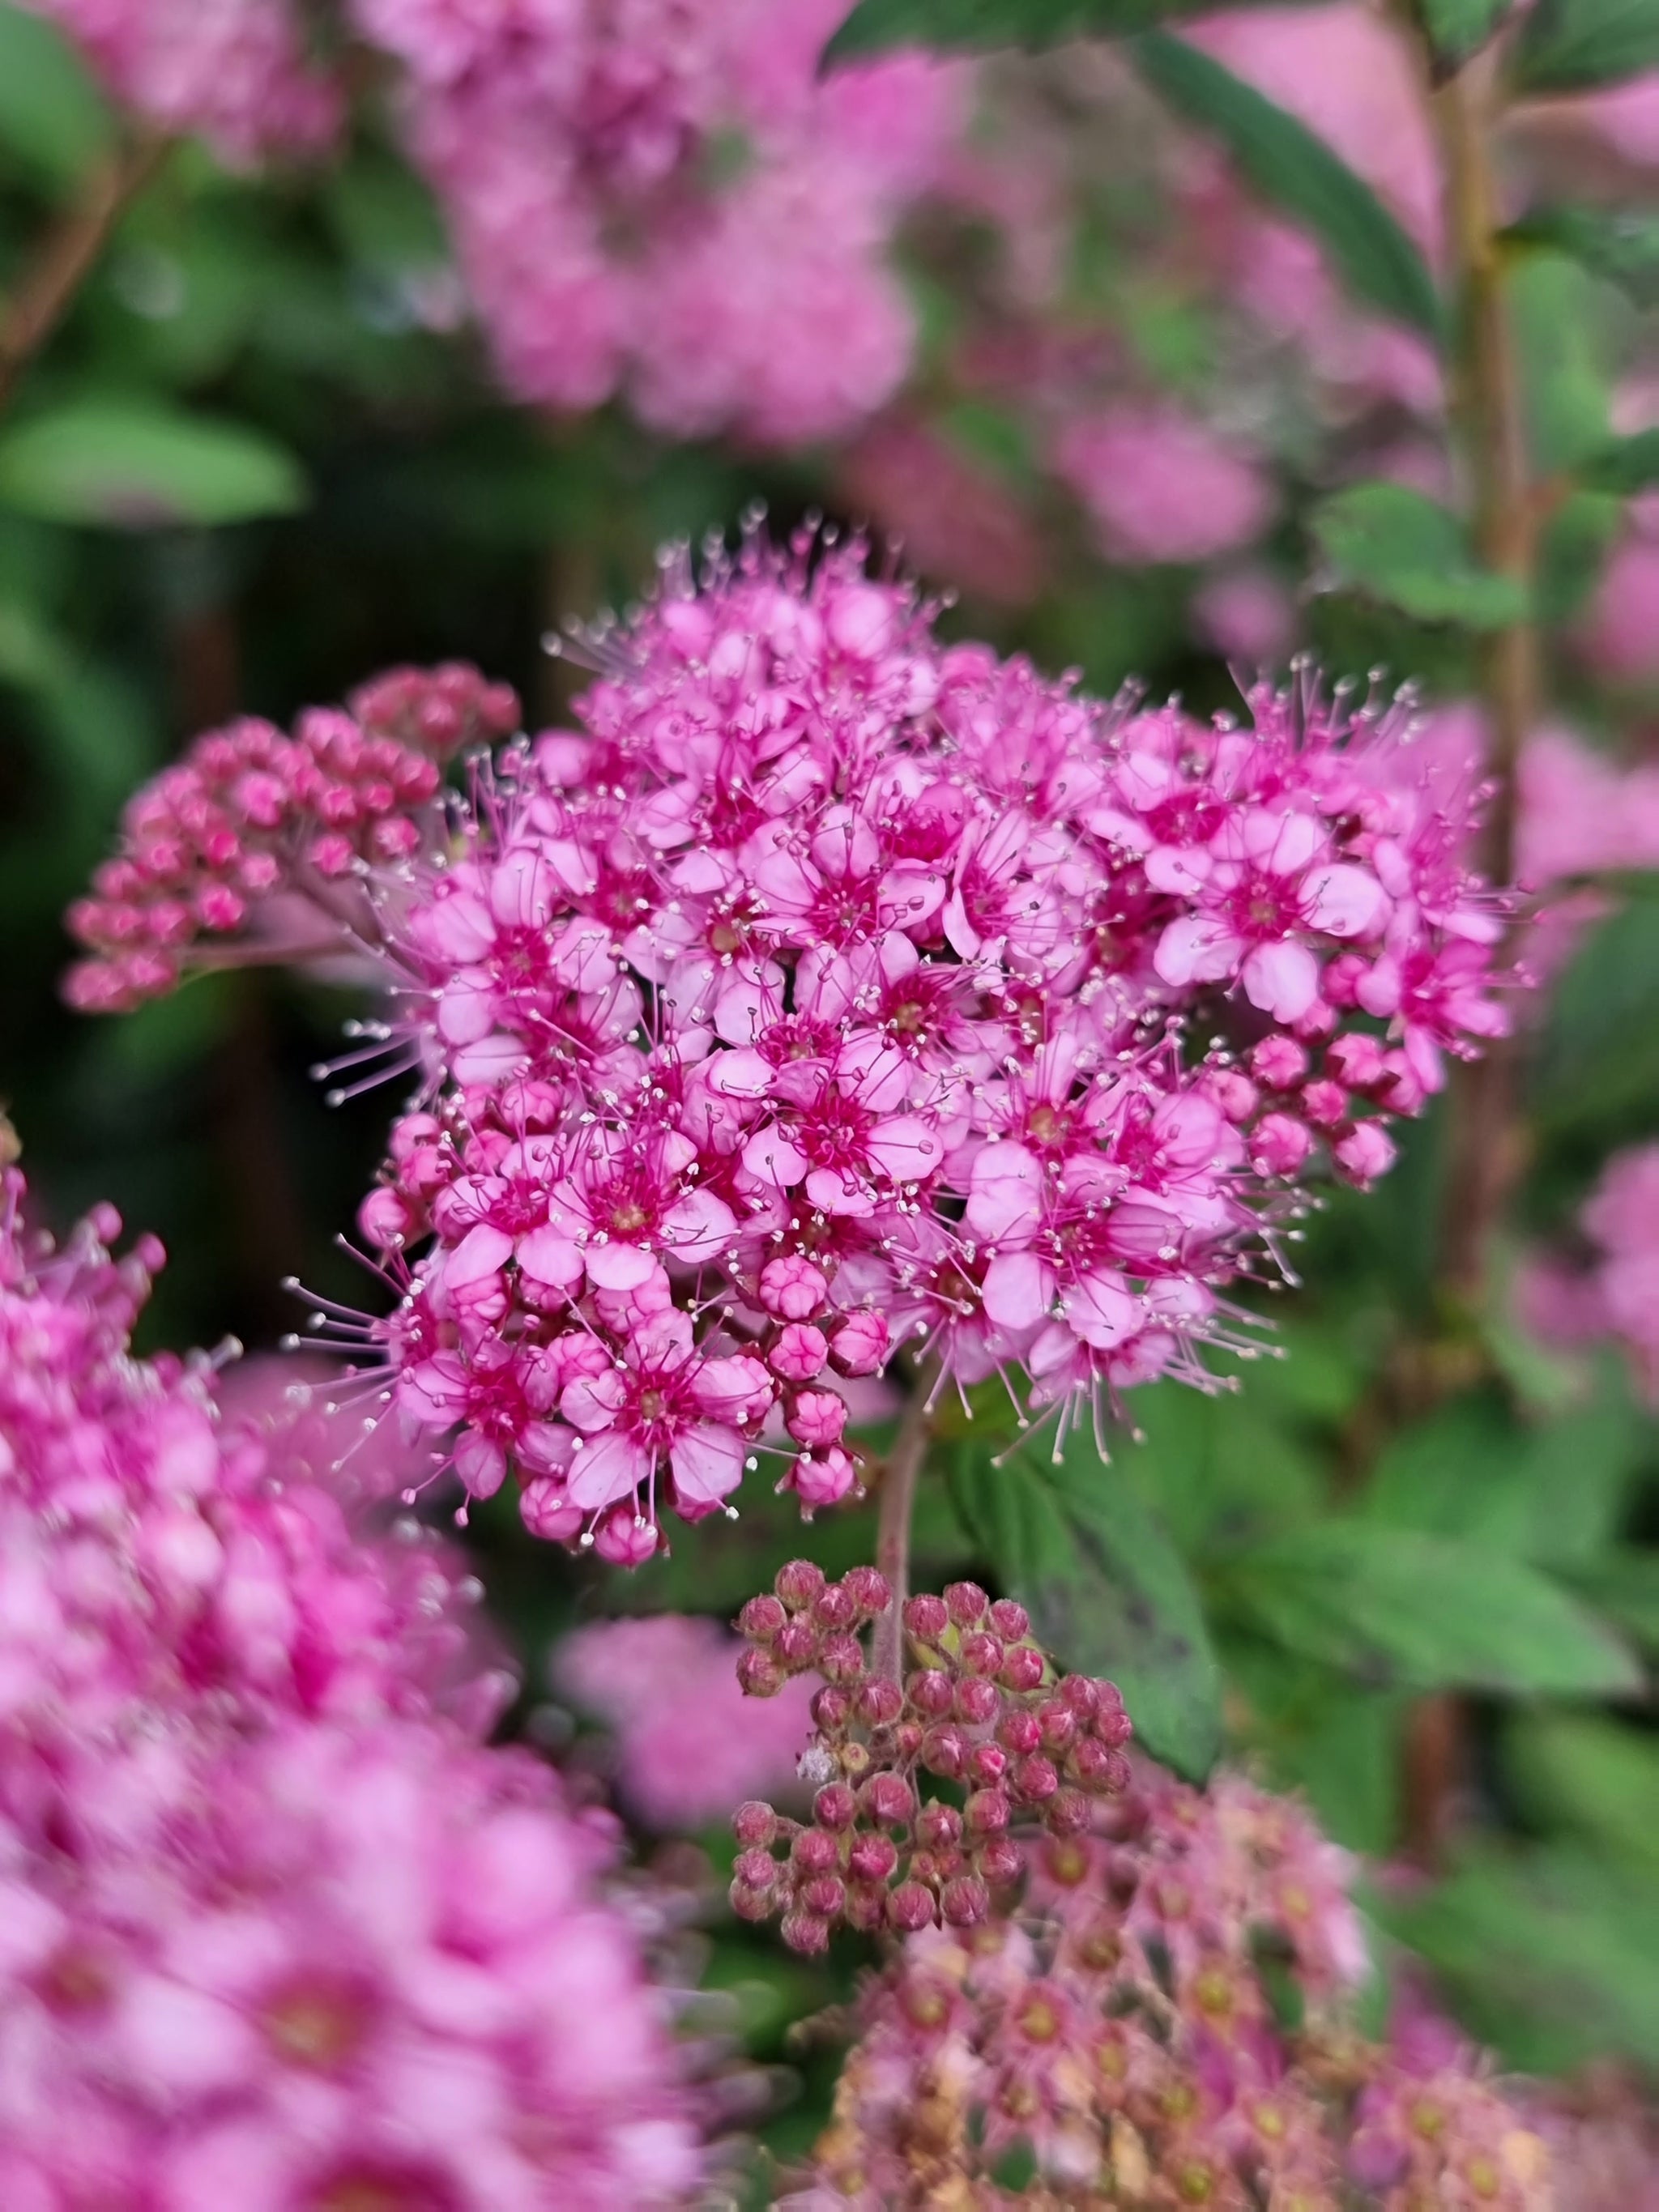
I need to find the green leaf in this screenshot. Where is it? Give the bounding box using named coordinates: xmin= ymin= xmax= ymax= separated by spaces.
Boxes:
xmin=822 ymin=0 xmax=1311 ymax=64
xmin=1535 ymin=488 xmax=1623 ymax=621
xmin=1130 ymin=35 xmax=1443 ymax=338
xmin=1511 ymin=0 xmax=1659 ymax=92
xmin=0 ymin=2 xmax=114 ymax=195
xmin=1507 ymin=1712 xmax=1659 ymax=1877
xmin=1567 ymin=1549 xmax=1659 ymax=1652
xmin=0 ymin=402 xmax=308 ymax=528
xmin=949 ymin=1430 xmax=1222 ymax=1779
xmin=1375 ymin=1845 xmax=1659 ymax=2071
xmin=1512 ymin=253 xmax=1613 ymax=475
xmin=1510 ymin=205 xmax=1659 ymax=310
xmin=1226 ymin=1522 xmax=1640 ymax=1694
xmin=1415 ymin=0 xmax=1512 ymax=75
xmin=1310 ymin=483 xmax=1530 ymax=629
xmin=1580 ymin=426 xmax=1659 ymax=494
xmin=1534 ymin=894 xmax=1659 ymax=1132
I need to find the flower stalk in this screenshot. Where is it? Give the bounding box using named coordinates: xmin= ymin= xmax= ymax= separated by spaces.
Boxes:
xmin=0 ymin=139 xmax=164 ymax=414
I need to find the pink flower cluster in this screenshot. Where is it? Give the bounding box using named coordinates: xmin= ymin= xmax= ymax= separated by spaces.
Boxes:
xmin=66 ymin=532 xmax=1516 ymax=1559
xmin=0 ymin=1170 xmax=706 ymax=2201
xmin=730 ymin=1566 xmax=1133 ymax=1954
xmin=1521 ymin=1143 xmax=1659 ymax=1404
xmin=1052 ymin=404 xmax=1275 ymax=569
xmin=0 ymin=1718 xmax=704 ymax=2208
xmin=349 ymin=0 xmax=966 ymax=443
xmin=65 ymin=663 xmax=519 ymax=1016
xmin=795 ymin=1765 xmax=1552 ymax=2210
xmin=552 ymin=1610 xmax=814 ymax=1831
xmin=20 ymin=0 xmax=340 ymax=165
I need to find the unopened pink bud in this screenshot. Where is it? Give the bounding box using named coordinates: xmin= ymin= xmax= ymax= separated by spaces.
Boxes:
xmin=886 ymin=1882 xmax=936 ymax=1933
xmin=829 ymin=1311 xmax=889 ymax=1375
xmin=758 ymin=1256 xmax=830 ymax=1319
xmin=940 ymin=1876 xmax=990 ymax=1927
xmin=944 ymin=1580 xmax=988 ymax=1626
xmin=903 ymin=1593 xmax=949 ymax=1642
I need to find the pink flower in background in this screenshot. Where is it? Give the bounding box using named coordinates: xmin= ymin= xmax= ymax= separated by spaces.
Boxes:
xmin=1517 ymin=728 xmax=1659 ymax=884
xmin=1053 ymin=404 xmax=1273 ymax=565
xmin=1582 ymin=526 xmax=1659 ymax=684
xmin=838 ymin=416 xmax=1045 ymax=606
xmin=0 ymin=1716 xmax=704 ymax=2207
xmin=1193 ymin=566 xmax=1295 ymax=664
xmin=22 ymin=0 xmax=340 ymax=164
xmin=554 ymin=1614 xmax=812 ymax=1829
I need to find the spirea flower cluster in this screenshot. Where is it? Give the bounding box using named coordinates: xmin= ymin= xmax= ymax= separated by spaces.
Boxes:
xmin=730 ymin=1565 xmax=1133 ymax=1954
xmin=798 ymin=1766 xmax=1551 ymax=2210
xmin=66 ymin=529 xmax=1515 ymax=1563
xmin=0 ymin=1170 xmax=706 ymax=2203
xmin=1521 ymin=1140 xmax=1659 ymax=1404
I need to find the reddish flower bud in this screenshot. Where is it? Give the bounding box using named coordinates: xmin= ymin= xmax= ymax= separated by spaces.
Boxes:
xmin=940 ymin=1876 xmax=990 ymax=1928
xmin=817 ymin=1632 xmax=865 ymax=1684
xmin=800 ymin=1875 xmax=847 ymax=1920
xmin=965 ymin=1788 xmax=1011 ymax=1835
xmin=812 ymin=1582 xmax=859 ymax=1631
xmin=781 ymin=1910 xmax=830 ymax=1956
xmin=813 ymin=1784 xmax=858 ymax=1833
xmin=1059 ymin=1674 xmax=1100 ymax=1715
xmin=729 ymin=1879 xmax=774 ymax=1923
xmin=886 ymin=1882 xmax=937 ymax=1933
xmin=732 ymin=1801 xmax=778 ymax=1848
xmin=959 ymin=1631 xmax=1004 ymax=1677
xmin=907 ymin=1668 xmax=954 ymax=1718
xmin=1037 ymin=1700 xmax=1078 ymax=1753
xmin=915 ymin=1804 xmax=963 ymax=1851
xmin=944 ymin=1580 xmax=989 ymax=1626
xmin=1045 ymin=1786 xmax=1091 ymax=1835
xmin=976 ymin=1835 xmax=1025 ymax=1889
xmin=791 ymin=1826 xmax=841 ymax=1875
xmin=736 ymin=1594 xmax=787 ymax=1642
xmin=859 ymin=1773 xmax=915 ymax=1826
xmin=988 ymin=1599 xmax=1030 ymax=1642
xmin=919 ymin=1725 xmax=967 ymax=1779
xmin=1011 ymin=1754 xmax=1060 ymax=1804
xmin=893 ymin=1720 xmax=924 ymax=1761
xmin=1000 ymin=1646 xmax=1046 ymax=1694
xmin=953 ymin=1677 xmax=999 ymax=1728
xmin=855 ymin=1677 xmax=904 ymax=1728
xmin=775 ymin=1619 xmax=820 ymax=1670
xmin=842 ymin=1566 xmax=891 ymax=1617
xmin=966 ymin=1743 xmax=1008 ymax=1788
xmin=733 ymin=1848 xmax=778 ymax=1891
xmin=1092 ymin=1699 xmax=1133 ymax=1750
xmin=848 ymin=1834 xmax=899 ymax=1885
xmin=902 ymin=1593 xmax=949 ymax=1642
xmin=775 ymin=1559 xmax=825 ymax=1611
xmin=844 ymin=1882 xmax=889 ymax=1933
xmin=811 ymin=1685 xmax=851 ymax=1732
xmin=997 ymin=1710 xmax=1042 ymax=1756
xmin=1073 ymin=1741 xmax=1132 ymax=1796
xmin=736 ymin=1649 xmax=786 ymax=1698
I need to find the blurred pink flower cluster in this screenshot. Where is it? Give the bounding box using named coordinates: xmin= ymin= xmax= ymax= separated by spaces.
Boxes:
xmin=1521 ymin=1144 xmax=1659 ymax=1402
xmin=794 ymin=1764 xmax=1551 ymax=2209
xmin=553 ymin=1610 xmax=814 ymax=1831
xmin=352 ymin=0 xmax=966 ymax=442
xmin=67 ymin=532 xmax=1516 ymax=1560
xmin=21 ymin=0 xmax=341 ymax=164
xmin=0 ymin=1170 xmax=706 ymax=2203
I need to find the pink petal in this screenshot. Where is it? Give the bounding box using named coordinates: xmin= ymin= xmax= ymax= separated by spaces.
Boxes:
xmin=691 ymin=1354 xmax=773 ymax=1424
xmin=1143 ymin=844 xmax=1212 ymax=896
xmin=517 ymin=1226 xmax=583 ymax=1289
xmin=659 ymin=1187 xmax=737 ymax=1259
xmin=965 ymin=1144 xmax=1044 ymax=1242
xmin=1241 ymin=940 xmax=1320 ymax=1023
xmin=1154 ymin=916 xmax=1242 ymax=988
xmin=454 ymin=1431 xmax=507 ymax=1500
xmin=983 ymin=1250 xmax=1051 ymax=1330
xmin=444 ymin=1223 xmax=514 ymax=1289
xmin=584 ymin=1241 xmax=659 ymax=1291
xmin=567 ymin=1430 xmax=651 ymax=1510
xmin=669 ymin=1422 xmax=746 ymax=1506
xmin=1303 ymin=863 xmax=1387 ymax=939
xmin=1063 ymin=1271 xmax=1139 ymax=1349
xmin=743 ymin=1127 xmax=810 ymax=1187
xmin=866 ymin=1115 xmax=943 ymax=1183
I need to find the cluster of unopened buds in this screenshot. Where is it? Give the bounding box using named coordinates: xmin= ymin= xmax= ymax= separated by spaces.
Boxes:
xmin=729 ymin=1564 xmax=1132 ymax=1953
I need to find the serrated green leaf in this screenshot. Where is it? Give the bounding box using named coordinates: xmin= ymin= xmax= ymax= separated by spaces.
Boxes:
xmin=1580 ymin=426 xmax=1659 ymax=494
xmin=0 ymin=2 xmax=114 ymax=195
xmin=822 ymin=0 xmax=1313 ymax=64
xmin=1416 ymin=0 xmax=1512 ymax=73
xmin=1512 ymin=0 xmax=1659 ymax=91
xmin=1510 ymin=204 xmax=1659 ymax=310
xmin=0 ymin=402 xmax=307 ymax=528
xmin=949 ymin=1430 xmax=1222 ymax=1779
xmin=1310 ymin=483 xmax=1530 ymax=629
xmin=1226 ymin=1522 xmax=1640 ymax=1694
xmin=1131 ymin=35 xmax=1443 ymax=338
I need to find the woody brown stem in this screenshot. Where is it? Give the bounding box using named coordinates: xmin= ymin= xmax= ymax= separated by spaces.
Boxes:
xmin=871 ymin=1371 xmax=936 ymax=1683
xmin=0 ymin=139 xmax=165 ymax=413
xmin=1431 ymin=54 xmax=1539 ymax=1308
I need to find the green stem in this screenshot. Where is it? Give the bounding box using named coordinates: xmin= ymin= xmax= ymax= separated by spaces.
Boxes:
xmin=871 ymin=1373 xmax=936 ymax=1684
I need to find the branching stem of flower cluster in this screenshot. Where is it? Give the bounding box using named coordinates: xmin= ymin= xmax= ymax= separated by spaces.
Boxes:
xmin=871 ymin=1367 xmax=937 ymax=1684
xmin=1431 ymin=53 xmax=1537 ymax=1312
xmin=0 ymin=139 xmax=164 ymax=413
